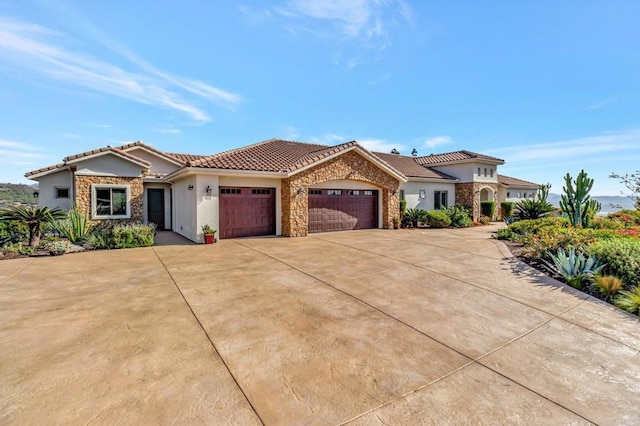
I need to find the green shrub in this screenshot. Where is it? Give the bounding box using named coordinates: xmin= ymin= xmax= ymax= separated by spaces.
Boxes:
xmin=3 ymin=242 xmax=37 ymax=256
xmin=0 ymin=220 xmax=29 ymax=245
xmin=54 ymin=206 xmax=94 ymax=244
xmin=520 ymin=226 xmax=595 ymax=259
xmin=480 ymin=201 xmax=496 ymax=219
xmin=426 ymin=210 xmax=451 ymax=228
xmin=44 ymin=240 xmax=70 ymax=255
xmin=589 ymin=217 xmax=626 ymax=230
xmin=501 ymin=201 xmax=515 ymax=219
xmin=614 ymin=287 xmax=640 ymax=314
xmin=543 ymin=248 xmax=605 ymax=289
xmin=402 ymin=208 xmax=427 ymax=228
xmin=608 ymin=210 xmax=640 ymax=227
xmin=111 ymin=224 xmax=156 ymax=249
xmin=588 ymin=239 xmax=640 ymax=288
xmin=444 ymin=204 xmax=473 ymax=228
xmin=507 ymin=217 xmax=570 ymax=237
xmin=479 ymin=216 xmax=491 ymax=225
xmin=495 ymin=228 xmax=514 ymax=240
xmin=399 ymin=199 xmax=407 ymax=215
xmin=86 ymin=230 xmax=113 ymax=250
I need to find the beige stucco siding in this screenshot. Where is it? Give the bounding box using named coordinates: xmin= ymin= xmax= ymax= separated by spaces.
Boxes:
xmin=37 ymin=170 xmax=73 ymax=210
xmin=173 ymin=177 xmax=198 ymax=242
xmin=125 ymin=148 xmax=181 ymax=175
xmin=74 ymin=155 xmax=144 ymax=178
xmin=400 ymin=181 xmax=457 ymax=210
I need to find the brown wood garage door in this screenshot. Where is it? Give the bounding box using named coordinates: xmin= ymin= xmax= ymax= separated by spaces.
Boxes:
xmin=219 ymin=187 xmax=276 ymax=239
xmin=308 ymin=189 xmax=378 ymax=233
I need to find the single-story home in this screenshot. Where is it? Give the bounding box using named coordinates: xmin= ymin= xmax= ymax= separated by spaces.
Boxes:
xmin=26 ymin=139 xmax=539 ymax=243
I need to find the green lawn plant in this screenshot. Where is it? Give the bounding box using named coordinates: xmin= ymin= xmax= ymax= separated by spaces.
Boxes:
xmin=426 ymin=210 xmax=451 ymax=228
xmin=0 ymin=206 xmax=67 ymax=247
xmin=543 ymin=248 xmax=605 ymax=289
xmin=560 ymin=170 xmax=601 ymax=227
xmin=515 ymin=184 xmax=554 ymax=220
xmin=54 ymin=205 xmax=94 ymax=244
xmin=614 ymin=287 xmax=640 ymax=315
xmin=588 ymin=238 xmax=640 ymax=288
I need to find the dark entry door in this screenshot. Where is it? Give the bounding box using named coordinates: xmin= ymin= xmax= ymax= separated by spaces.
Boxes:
xmin=147 ymin=188 xmax=165 ymax=230
xmin=308 ymin=189 xmax=378 ymax=233
xmin=219 ymin=187 xmax=276 ymax=239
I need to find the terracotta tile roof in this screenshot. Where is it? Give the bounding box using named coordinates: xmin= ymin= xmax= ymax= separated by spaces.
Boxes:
xmin=24 ymin=162 xmax=66 ymax=177
xmin=498 ymin=174 xmax=539 ymax=188
xmin=63 ymin=146 xmax=151 ymax=166
xmin=373 ymin=152 xmax=457 ymax=180
xmin=187 ymin=139 xmax=348 ymax=172
xmin=415 ymin=150 xmax=504 ymax=165
xmin=165 ymin=152 xmax=209 ymax=163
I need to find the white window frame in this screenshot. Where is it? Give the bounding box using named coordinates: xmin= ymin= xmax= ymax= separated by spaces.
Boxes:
xmin=55 ymin=186 xmax=70 ymax=199
xmin=91 ymin=184 xmax=131 ymax=219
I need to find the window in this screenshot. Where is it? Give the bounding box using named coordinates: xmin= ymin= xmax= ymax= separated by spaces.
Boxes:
xmin=327 ymin=190 xmax=342 ymax=195
xmin=490 ymin=168 xmax=494 ymax=177
xmin=507 ymin=192 xmax=511 ymax=198
xmin=477 ymin=167 xmax=481 ymax=176
xmin=308 ymin=189 xmax=322 ymax=195
xmin=251 ymin=189 xmax=271 ymax=195
xmin=399 ymin=189 xmax=405 ymax=200
xmin=484 ymin=168 xmax=488 ymax=177
xmin=92 ymin=185 xmax=130 ymax=218
xmin=347 ymin=190 xmax=360 ymax=195
xmin=55 ymin=187 xmax=70 ymax=199
xmin=220 ymin=188 xmax=241 ymax=194
xmin=434 ymin=191 xmax=448 ymax=209
xmin=364 ymin=190 xmax=374 ymax=196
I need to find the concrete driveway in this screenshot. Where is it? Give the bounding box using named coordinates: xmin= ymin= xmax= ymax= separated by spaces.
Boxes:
xmin=1 ymin=226 xmax=639 ymax=424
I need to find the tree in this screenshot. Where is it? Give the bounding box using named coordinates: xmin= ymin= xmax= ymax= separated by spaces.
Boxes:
xmin=0 ymin=206 xmax=67 ymax=246
xmin=560 ymin=170 xmax=600 ymax=227
xmin=515 ymin=183 xmax=554 ymax=220
xmin=610 ymin=170 xmax=640 ymax=210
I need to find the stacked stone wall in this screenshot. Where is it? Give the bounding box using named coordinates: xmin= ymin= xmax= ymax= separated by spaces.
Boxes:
xmin=282 ymin=151 xmax=400 ymax=237
xmin=74 ymin=175 xmax=144 ymax=225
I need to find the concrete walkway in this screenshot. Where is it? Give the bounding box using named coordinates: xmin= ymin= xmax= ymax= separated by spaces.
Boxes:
xmin=1 ymin=225 xmax=639 ymax=424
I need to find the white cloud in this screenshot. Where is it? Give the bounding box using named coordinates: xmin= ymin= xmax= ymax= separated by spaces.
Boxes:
xmin=422 ymin=136 xmax=453 ymax=148
xmin=484 ymin=130 xmax=640 ymax=163
xmin=308 ymin=133 xmax=348 ymax=145
xmin=358 ymin=138 xmax=406 ymax=153
xmin=0 ymin=17 xmax=242 ymax=122
xmin=154 ymin=128 xmax=180 ymax=134
xmin=246 ymin=0 xmax=413 ymax=66
xmin=0 ymin=139 xmax=39 ymax=151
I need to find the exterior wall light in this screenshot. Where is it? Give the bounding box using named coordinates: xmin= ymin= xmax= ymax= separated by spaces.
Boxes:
xmin=188 ymin=185 xmax=194 ymax=191
xmin=205 ymin=186 xmax=212 ymax=196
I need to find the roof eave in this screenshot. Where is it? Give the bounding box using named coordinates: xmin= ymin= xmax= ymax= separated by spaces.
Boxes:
xmin=65 ymin=150 xmax=151 ymax=168
xmin=165 ymin=167 xmax=287 ymax=181
xmin=121 ymin=145 xmax=184 ymax=167
xmin=24 ymin=165 xmax=70 ymax=180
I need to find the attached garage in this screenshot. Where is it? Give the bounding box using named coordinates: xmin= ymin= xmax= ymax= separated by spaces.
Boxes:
xmin=219 ymin=187 xmax=276 ymax=239
xmin=308 ymin=189 xmax=378 ymax=233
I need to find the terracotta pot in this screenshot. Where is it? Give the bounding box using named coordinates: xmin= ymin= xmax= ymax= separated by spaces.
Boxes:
xmin=204 ymin=234 xmax=215 ymax=244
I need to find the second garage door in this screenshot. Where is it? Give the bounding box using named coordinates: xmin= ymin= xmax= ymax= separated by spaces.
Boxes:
xmin=219 ymin=187 xmax=276 ymax=239
xmin=308 ymin=189 xmax=378 ymax=233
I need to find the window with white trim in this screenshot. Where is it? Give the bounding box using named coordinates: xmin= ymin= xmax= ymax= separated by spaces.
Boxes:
xmin=92 ymin=185 xmax=130 ymax=219
xmin=434 ymin=191 xmax=448 ymax=209
xmin=55 ymin=187 xmax=70 ymax=199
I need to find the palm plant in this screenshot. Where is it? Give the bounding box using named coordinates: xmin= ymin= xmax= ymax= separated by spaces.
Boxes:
xmin=0 ymin=206 xmax=67 ymax=247
xmin=543 ymin=248 xmax=606 ymax=289
xmin=515 ymin=184 xmax=554 ymax=220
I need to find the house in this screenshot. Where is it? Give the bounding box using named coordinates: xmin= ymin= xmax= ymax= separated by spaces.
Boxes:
xmin=26 ymin=139 xmax=538 ymax=242
xmin=497 ymin=175 xmax=541 ymax=202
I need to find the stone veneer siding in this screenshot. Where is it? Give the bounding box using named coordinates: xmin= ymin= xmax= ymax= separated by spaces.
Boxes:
xmin=74 ymin=175 xmax=144 ymax=225
xmin=455 ymin=182 xmax=499 ymax=221
xmin=282 ymin=150 xmax=400 ymax=237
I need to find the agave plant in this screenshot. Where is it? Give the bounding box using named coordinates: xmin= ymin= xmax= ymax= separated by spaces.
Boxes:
xmin=54 ymin=205 xmax=94 ymax=244
xmin=614 ymin=287 xmax=640 ymax=315
xmin=543 ymin=248 xmax=606 ymax=289
xmin=0 ymin=206 xmax=67 ymax=247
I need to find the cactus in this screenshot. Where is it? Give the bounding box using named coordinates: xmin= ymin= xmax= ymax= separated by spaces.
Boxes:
xmin=559 ymin=170 xmax=600 ymax=227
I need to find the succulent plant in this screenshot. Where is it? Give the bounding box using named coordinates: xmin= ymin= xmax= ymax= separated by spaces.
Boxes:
xmin=543 ymin=248 xmax=606 ymax=289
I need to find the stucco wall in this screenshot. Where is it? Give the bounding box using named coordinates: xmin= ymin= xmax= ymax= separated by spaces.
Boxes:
xmin=173 ymin=176 xmax=198 ymax=242
xmin=74 ymin=155 xmax=144 ymax=178
xmin=124 ymin=148 xmax=181 ymax=175
xmin=37 ymin=170 xmax=73 ymax=211
xmin=455 ymin=182 xmax=499 ymax=221
xmin=433 ymin=162 xmax=499 ymax=183
xmin=281 ymin=150 xmax=400 ymax=237
xmin=400 ymin=181 xmax=457 ymax=211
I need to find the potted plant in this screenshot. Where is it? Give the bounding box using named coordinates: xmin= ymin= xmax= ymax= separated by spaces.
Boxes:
xmin=201 ymin=225 xmax=216 ymax=244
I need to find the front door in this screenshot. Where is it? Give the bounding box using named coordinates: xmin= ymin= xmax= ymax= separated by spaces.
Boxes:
xmin=147 ymin=188 xmax=165 ymax=230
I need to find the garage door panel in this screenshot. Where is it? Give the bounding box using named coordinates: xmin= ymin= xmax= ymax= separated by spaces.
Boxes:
xmin=219 ymin=187 xmax=276 ymax=239
xmin=308 ymin=189 xmax=378 ymax=233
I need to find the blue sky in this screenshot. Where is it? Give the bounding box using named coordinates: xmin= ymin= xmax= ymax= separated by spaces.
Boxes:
xmin=1 ymin=1 xmax=639 ymax=196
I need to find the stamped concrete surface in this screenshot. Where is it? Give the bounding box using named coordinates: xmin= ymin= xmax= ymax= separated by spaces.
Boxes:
xmin=1 ymin=226 xmax=639 ymax=424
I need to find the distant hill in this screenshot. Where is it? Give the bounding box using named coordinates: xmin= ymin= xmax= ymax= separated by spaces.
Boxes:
xmin=547 ymin=193 xmax=635 ymax=213
xmin=0 ymin=183 xmax=39 ymax=208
